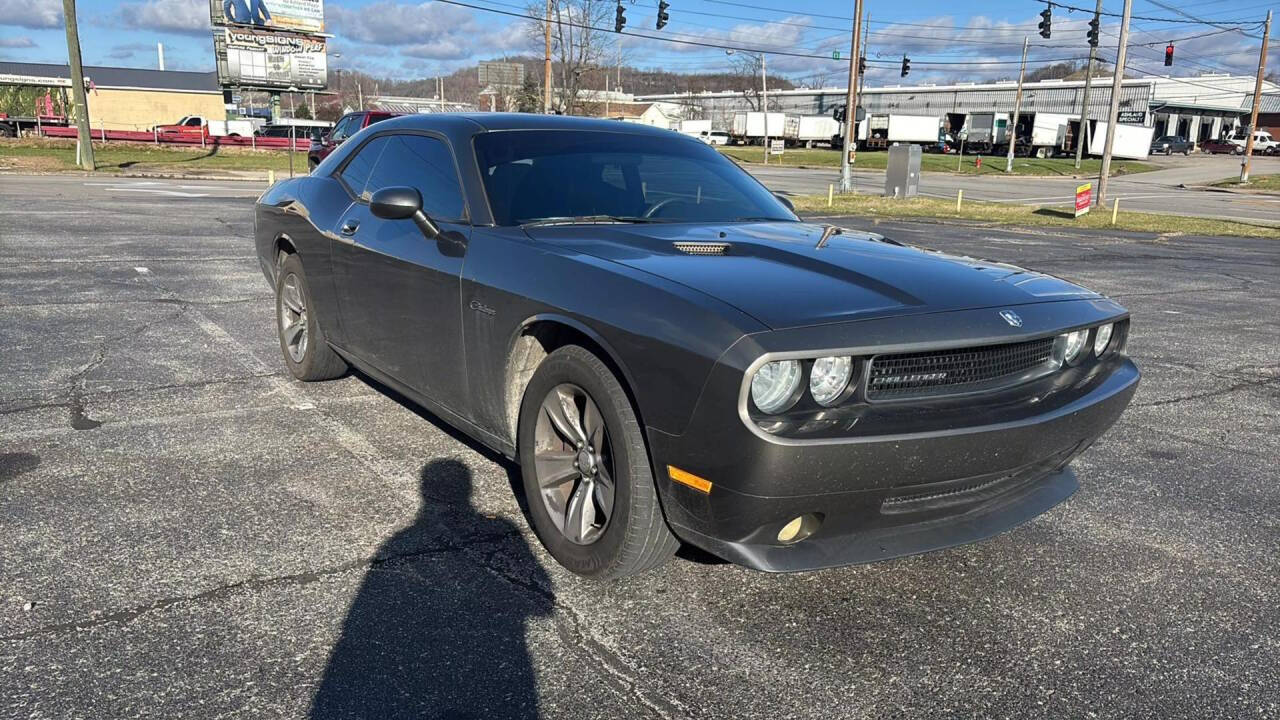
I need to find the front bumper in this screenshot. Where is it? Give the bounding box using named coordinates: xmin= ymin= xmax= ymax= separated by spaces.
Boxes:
xmin=646 ymin=301 xmax=1140 ymax=572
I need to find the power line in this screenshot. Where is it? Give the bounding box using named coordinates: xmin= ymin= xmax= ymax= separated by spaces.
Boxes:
xmin=1047 ymin=0 xmax=1261 ymax=26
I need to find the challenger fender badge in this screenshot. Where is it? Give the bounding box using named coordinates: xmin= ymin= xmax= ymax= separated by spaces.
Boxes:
xmin=999 ymin=310 xmax=1023 ymax=328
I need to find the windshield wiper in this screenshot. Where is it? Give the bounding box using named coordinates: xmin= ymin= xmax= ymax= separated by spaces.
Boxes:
xmin=731 ymin=216 xmax=796 ymax=223
xmin=520 ymin=215 xmax=663 ymax=227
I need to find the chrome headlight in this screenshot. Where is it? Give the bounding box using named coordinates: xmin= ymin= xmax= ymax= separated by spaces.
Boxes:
xmin=1094 ymin=323 xmax=1114 ymax=356
xmin=1062 ymin=328 xmax=1089 ymax=364
xmin=751 ymin=360 xmax=802 ymax=414
xmin=809 ymin=356 xmax=853 ymax=406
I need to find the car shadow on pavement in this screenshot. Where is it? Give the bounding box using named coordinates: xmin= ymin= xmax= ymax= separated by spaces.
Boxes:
xmin=309 ymin=459 xmax=554 ymax=720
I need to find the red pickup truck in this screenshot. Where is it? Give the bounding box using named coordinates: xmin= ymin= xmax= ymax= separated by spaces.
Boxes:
xmin=155 ymin=115 xmax=255 ymax=138
xmin=307 ymin=110 xmax=400 ymax=170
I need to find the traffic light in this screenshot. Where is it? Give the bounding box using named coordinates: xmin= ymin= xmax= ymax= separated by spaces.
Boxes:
xmin=1038 ymin=6 xmax=1052 ymax=39
xmin=614 ymin=1 xmax=626 ymax=32
xmin=1087 ymin=15 xmax=1100 ymax=47
xmin=656 ymin=0 xmax=669 ymax=29
xmin=1165 ymin=43 xmax=1174 ymax=66
xmin=900 ymin=55 xmax=910 ymax=77
xmin=858 ymin=56 xmax=866 ymax=76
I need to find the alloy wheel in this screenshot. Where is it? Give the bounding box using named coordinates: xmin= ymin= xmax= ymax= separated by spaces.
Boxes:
xmin=532 ymin=383 xmax=616 ymax=545
xmin=280 ymin=273 xmax=309 ymax=363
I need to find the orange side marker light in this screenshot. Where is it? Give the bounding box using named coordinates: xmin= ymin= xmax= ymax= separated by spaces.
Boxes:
xmin=667 ymin=465 xmax=712 ymax=494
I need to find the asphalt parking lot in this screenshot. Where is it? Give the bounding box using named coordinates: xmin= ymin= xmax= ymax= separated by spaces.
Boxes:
xmin=2 ymin=175 xmax=1277 ymax=719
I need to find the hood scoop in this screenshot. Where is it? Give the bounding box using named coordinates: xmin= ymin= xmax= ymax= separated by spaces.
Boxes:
xmin=673 ymin=241 xmax=730 ymax=256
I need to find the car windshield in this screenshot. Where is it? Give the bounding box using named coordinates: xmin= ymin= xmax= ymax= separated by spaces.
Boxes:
xmin=473 ymin=130 xmax=795 ymax=226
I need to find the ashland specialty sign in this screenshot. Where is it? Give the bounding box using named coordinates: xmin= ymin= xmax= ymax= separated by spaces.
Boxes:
xmin=214 ymin=27 xmax=327 ymax=89
xmin=209 ymin=0 xmax=325 ymax=34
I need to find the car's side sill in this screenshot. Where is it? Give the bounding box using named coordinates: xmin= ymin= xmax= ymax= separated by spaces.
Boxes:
xmin=329 ymin=344 xmax=517 ymax=460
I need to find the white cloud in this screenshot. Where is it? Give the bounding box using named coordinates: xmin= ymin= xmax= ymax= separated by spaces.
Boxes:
xmin=114 ymin=0 xmax=210 ymax=35
xmin=328 ymin=1 xmax=476 ymax=46
xmin=0 ymin=35 xmax=35 ymax=47
xmin=0 ymin=0 xmax=61 ymax=29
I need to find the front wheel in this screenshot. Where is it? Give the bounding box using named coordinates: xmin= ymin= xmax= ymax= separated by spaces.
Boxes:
xmin=518 ymin=346 xmax=678 ymax=579
xmin=275 ymin=253 xmax=347 ymax=381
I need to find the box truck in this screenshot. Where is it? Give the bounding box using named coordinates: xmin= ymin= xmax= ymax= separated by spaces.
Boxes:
xmin=730 ymin=112 xmax=786 ymax=145
xmin=783 ymin=114 xmax=841 ymax=147
xmin=865 ymin=114 xmax=942 ymax=149
xmin=1085 ymin=121 xmax=1155 ymax=159
xmin=678 ymin=119 xmax=712 ymax=137
xmin=1013 ymin=112 xmax=1075 ymax=158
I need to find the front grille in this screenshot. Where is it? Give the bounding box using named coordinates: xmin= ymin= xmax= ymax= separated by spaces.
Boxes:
xmin=867 ymin=337 xmax=1055 ymax=400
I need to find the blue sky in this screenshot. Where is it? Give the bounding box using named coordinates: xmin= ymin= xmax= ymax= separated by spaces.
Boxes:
xmin=0 ymin=0 xmax=1274 ymax=85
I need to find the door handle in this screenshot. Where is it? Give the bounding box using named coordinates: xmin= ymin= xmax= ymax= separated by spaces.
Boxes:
xmin=340 ymin=219 xmax=360 ymax=236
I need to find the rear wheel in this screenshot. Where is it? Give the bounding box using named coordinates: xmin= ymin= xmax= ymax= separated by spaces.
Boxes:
xmin=518 ymin=345 xmax=678 ymax=579
xmin=275 ymin=253 xmax=347 ymax=381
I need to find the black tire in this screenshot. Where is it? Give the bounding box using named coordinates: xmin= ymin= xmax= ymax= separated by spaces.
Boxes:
xmin=518 ymin=345 xmax=678 ymax=579
xmin=275 ymin=252 xmax=347 ymax=381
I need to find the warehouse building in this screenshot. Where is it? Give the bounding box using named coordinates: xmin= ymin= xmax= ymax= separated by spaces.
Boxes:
xmin=639 ymin=74 xmax=1280 ymax=144
xmin=0 ymin=61 xmax=223 ymax=132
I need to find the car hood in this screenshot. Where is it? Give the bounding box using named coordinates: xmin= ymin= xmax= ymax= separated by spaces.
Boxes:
xmin=523 ymin=221 xmax=1099 ymax=330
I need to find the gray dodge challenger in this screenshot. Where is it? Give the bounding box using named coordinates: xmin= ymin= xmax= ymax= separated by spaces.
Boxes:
xmin=254 ymin=113 xmax=1139 ymax=578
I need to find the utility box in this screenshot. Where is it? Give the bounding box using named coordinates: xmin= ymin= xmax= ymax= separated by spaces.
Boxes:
xmin=885 ymin=144 xmax=921 ymax=198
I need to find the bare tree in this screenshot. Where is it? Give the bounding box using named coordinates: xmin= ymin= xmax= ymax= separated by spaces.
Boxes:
xmin=527 ymin=0 xmax=616 ymax=114
xmin=727 ymin=52 xmax=765 ymax=111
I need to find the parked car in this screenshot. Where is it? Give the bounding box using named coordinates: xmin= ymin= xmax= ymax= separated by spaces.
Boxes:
xmin=1200 ymin=138 xmax=1241 ymax=154
xmin=700 ymin=131 xmax=730 ymax=146
xmin=155 ymin=115 xmax=255 ymax=139
xmin=256 ymin=114 xmax=1139 ymax=579
xmin=307 ymin=110 xmax=400 ymax=170
xmin=1149 ymin=135 xmax=1194 ymax=155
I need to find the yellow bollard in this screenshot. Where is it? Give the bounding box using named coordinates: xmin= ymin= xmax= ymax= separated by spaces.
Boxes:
xmin=1111 ymin=197 xmax=1119 ymax=225
xmin=267 ymin=169 xmax=275 ymax=185
xmin=827 ymin=183 xmax=834 ymax=207
xmin=956 ymin=189 xmax=963 ymax=212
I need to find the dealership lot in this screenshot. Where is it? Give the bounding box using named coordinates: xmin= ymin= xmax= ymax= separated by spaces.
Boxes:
xmin=1 ymin=175 xmax=1277 ymax=718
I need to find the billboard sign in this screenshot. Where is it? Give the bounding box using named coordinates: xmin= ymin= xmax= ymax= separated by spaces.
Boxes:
xmin=210 ymin=0 xmax=325 ymax=34
xmin=478 ymin=61 xmax=524 ymax=88
xmin=214 ymin=28 xmax=327 ymax=90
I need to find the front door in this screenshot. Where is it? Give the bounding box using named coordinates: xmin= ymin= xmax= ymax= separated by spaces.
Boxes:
xmin=329 ymin=132 xmax=471 ymax=412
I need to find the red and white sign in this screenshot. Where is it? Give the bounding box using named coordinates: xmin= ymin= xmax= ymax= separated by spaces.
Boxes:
xmin=1075 ymin=183 xmax=1092 ymax=217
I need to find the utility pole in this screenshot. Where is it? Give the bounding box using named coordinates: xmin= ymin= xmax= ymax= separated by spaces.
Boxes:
xmin=1240 ymin=9 xmax=1272 ymax=184
xmin=544 ymin=0 xmax=553 ymax=114
xmin=838 ymin=0 xmax=863 ymax=193
xmin=438 ymin=76 xmax=445 ymax=112
xmin=1074 ymin=0 xmax=1104 ymax=170
xmin=1096 ymin=0 xmax=1133 ymax=207
xmin=1005 ymin=36 xmax=1029 ymax=174
xmin=761 ymin=53 xmax=768 ymax=165
xmin=62 ymin=0 xmax=94 ymax=170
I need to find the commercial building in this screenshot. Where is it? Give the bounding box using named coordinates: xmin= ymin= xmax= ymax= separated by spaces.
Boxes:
xmin=638 ymin=74 xmax=1280 ymax=143
xmin=0 ymin=61 xmax=223 ymax=132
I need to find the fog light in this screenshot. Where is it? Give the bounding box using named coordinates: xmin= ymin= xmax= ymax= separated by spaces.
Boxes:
xmin=776 ymin=513 xmax=821 ymax=545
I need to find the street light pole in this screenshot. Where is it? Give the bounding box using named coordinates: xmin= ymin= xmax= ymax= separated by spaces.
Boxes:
xmin=1005 ymin=36 xmax=1029 ymax=174
xmin=1074 ymin=0 xmax=1104 ymax=170
xmin=839 ymin=0 xmax=863 ymax=193
xmin=760 ymin=53 xmax=768 ymax=165
xmin=1096 ymin=0 xmax=1133 ymax=208
xmin=61 ymin=0 xmax=94 ymax=170
xmin=1240 ymin=9 xmax=1272 ymax=184
xmin=544 ymin=0 xmax=553 ymax=114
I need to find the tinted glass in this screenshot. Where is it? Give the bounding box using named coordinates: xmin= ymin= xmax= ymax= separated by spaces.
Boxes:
xmin=338 ymin=135 xmax=389 ymax=196
xmin=363 ymin=134 xmax=466 ymax=220
xmin=331 ymin=115 xmax=356 ymax=140
xmin=473 ymin=130 xmax=794 ymax=226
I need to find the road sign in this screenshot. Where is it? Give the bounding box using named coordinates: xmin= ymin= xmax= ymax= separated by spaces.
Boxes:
xmin=769 ymin=138 xmax=785 ymax=155
xmin=832 ymin=50 xmax=841 ymax=60
xmin=1075 ymin=182 xmax=1093 ymax=217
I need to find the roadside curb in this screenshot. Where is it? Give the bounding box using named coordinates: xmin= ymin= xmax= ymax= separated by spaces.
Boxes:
xmin=1179 ymin=182 xmax=1280 ymax=197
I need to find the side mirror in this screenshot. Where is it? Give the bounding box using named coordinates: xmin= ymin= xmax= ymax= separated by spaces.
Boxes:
xmin=773 ymin=192 xmax=796 ymax=213
xmin=369 ymin=186 xmax=440 ymax=238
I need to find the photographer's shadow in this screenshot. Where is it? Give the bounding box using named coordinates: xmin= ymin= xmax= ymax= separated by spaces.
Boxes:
xmin=310 ymin=459 xmax=553 ymax=720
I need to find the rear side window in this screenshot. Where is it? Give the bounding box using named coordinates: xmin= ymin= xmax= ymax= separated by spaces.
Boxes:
xmin=363 ymin=134 xmax=465 ymax=221
xmin=338 ymin=135 xmax=389 ymax=197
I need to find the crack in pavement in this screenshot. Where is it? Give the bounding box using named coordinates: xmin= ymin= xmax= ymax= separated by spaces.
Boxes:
xmin=0 ymin=531 xmax=513 ymax=643
xmin=1133 ymin=374 xmax=1280 ymax=409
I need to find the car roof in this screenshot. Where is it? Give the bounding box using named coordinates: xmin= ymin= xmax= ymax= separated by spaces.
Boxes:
xmin=363 ymin=112 xmax=686 ymax=140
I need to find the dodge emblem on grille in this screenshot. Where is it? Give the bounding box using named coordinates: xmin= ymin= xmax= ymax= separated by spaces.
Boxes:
xmin=999 ymin=310 xmax=1023 ymax=328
